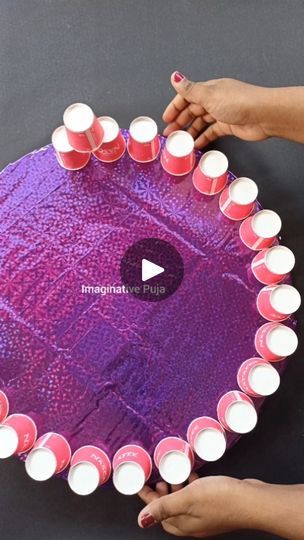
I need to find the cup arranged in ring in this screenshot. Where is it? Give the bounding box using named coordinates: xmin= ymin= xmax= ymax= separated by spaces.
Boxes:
xmin=68 ymin=445 xmax=112 ymax=496
xmin=239 ymin=209 xmax=282 ymax=250
xmin=217 ymin=391 xmax=258 ymax=434
xmin=63 ymin=103 xmax=104 ymax=152
xmin=255 ymin=322 xmax=298 ymax=362
xmin=0 ymin=414 xmax=37 ymax=459
xmin=192 ymin=150 xmax=228 ymax=195
xmin=251 ymin=245 xmax=295 ymax=285
xmin=25 ymin=432 xmax=71 ymax=481
xmin=127 ymin=116 xmax=160 ymax=163
xmin=219 ymin=177 xmax=258 ymax=220
xmin=112 ymin=444 xmax=152 ymax=496
xmin=161 ymin=130 xmax=195 ymax=176
xmin=93 ymin=116 xmax=126 ymax=163
xmin=187 ymin=416 xmax=227 ymax=462
xmin=52 ymin=125 xmax=91 ymax=170
xmin=256 ymin=284 xmax=301 ymax=322
xmin=237 ymin=358 xmax=280 ymax=397
xmin=154 ymin=436 xmax=194 ymax=485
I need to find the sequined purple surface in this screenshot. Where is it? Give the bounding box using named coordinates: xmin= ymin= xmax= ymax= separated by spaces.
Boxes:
xmin=0 ymin=132 xmax=295 ymax=483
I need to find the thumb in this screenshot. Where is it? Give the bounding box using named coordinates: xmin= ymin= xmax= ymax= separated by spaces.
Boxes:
xmin=171 ymin=71 xmax=208 ymax=105
xmin=138 ymin=490 xmax=186 ymax=529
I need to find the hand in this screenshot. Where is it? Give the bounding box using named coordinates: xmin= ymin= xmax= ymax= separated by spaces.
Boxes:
xmin=138 ymin=475 xmax=255 ymax=538
xmin=163 ymin=73 xmax=273 ymax=148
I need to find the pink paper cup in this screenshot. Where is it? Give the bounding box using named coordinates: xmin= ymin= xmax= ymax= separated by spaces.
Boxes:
xmin=255 ymin=322 xmax=298 ymax=362
xmin=187 ymin=417 xmax=226 ymax=462
xmin=237 ymin=358 xmax=280 ymax=397
xmin=154 ymin=437 xmax=194 ymax=484
xmin=112 ymin=444 xmax=152 ymax=495
xmin=217 ymin=391 xmax=258 ymax=434
xmin=0 ymin=414 xmax=37 ymax=459
xmin=127 ymin=116 xmax=160 ymax=163
xmin=257 ymin=284 xmax=301 ymax=322
xmin=52 ymin=126 xmax=91 ymax=170
xmin=161 ymin=130 xmax=195 ymax=176
xmin=25 ymin=432 xmax=71 ymax=481
xmin=219 ymin=177 xmax=258 ymax=220
xmin=0 ymin=391 xmax=9 ymax=423
xmin=192 ymin=150 xmax=228 ymax=195
xmin=63 ymin=103 xmax=104 ymax=152
xmin=93 ymin=116 xmax=126 ymax=163
xmin=251 ymin=246 xmax=295 ymax=285
xmin=239 ymin=210 xmax=282 ymax=250
xmin=68 ymin=445 xmax=111 ymax=496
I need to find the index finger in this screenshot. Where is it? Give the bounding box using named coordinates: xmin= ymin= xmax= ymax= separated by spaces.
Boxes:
xmin=162 ymin=93 xmax=188 ymax=123
xmin=138 ymin=484 xmax=160 ymax=505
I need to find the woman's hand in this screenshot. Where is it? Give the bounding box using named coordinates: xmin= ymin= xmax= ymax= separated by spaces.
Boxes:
xmin=163 ymin=73 xmax=304 ymax=148
xmin=138 ymin=475 xmax=304 ymax=539
xmin=138 ymin=475 xmax=255 ymax=537
xmin=163 ymin=74 xmax=273 ymax=148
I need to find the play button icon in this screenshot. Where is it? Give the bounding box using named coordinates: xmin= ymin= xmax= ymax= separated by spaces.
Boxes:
xmin=120 ymin=238 xmax=184 ymax=302
xmin=142 ymin=259 xmax=165 ymax=282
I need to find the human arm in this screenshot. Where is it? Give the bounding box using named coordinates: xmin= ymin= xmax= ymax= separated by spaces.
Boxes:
xmin=163 ymin=73 xmax=304 ymax=148
xmin=138 ymin=475 xmax=304 ymax=539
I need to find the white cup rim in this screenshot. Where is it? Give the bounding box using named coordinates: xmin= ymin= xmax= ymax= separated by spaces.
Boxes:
xmin=158 ymin=448 xmax=192 ymax=471
xmin=249 ymin=363 xmax=280 ymax=396
xmin=129 ymin=116 xmax=158 ymax=142
xmin=68 ymin=460 xmax=100 ymax=495
xmin=266 ymin=324 xmax=298 ymax=357
xmin=270 ymin=284 xmax=301 ymax=315
xmin=265 ymin=246 xmax=295 ymax=274
xmin=52 ymin=125 xmax=73 ymax=153
xmin=25 ymin=446 xmax=57 ymax=481
xmin=165 ymin=130 xmax=194 ymax=157
xmin=158 ymin=449 xmax=192 ymax=484
xmin=194 ymin=427 xmax=227 ymax=461
xmin=199 ymin=150 xmax=228 ymax=177
xmin=113 ymin=460 xmax=146 ymax=495
xmin=98 ymin=116 xmax=120 ymax=142
xmin=225 ymin=400 xmax=257 ymax=433
xmin=229 ymin=177 xmax=258 ymax=206
xmin=252 ymin=210 xmax=282 ymax=238
xmin=0 ymin=424 xmax=18 ymax=457
xmin=63 ymin=103 xmax=95 ymax=133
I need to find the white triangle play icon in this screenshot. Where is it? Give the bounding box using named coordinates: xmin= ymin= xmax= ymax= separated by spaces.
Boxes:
xmin=141 ymin=258 xmax=165 ymax=282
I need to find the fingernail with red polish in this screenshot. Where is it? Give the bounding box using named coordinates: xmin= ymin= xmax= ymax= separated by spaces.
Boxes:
xmin=141 ymin=513 xmax=157 ymax=529
xmin=174 ymin=71 xmax=185 ymax=83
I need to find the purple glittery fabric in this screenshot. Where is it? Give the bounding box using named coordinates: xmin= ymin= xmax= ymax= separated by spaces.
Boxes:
xmin=0 ymin=132 xmax=295 ymax=483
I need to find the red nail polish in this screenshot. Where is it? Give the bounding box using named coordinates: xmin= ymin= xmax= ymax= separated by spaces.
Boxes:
xmin=141 ymin=513 xmax=156 ymax=529
xmin=174 ymin=71 xmax=185 ymax=83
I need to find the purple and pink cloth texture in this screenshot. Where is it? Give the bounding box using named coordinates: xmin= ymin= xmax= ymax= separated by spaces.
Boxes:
xmin=0 ymin=132 xmax=295 ymax=482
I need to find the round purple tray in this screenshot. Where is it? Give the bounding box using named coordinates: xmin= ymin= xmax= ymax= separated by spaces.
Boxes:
xmin=0 ymin=131 xmax=295 ymax=483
